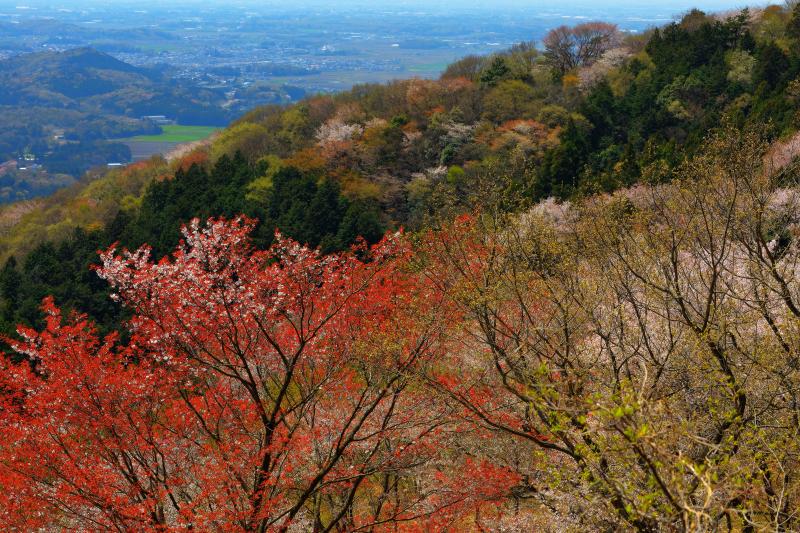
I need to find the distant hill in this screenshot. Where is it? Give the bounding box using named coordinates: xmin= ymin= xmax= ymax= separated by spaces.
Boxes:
xmin=0 ymin=47 xmax=235 ymax=202
xmin=1 ymin=46 xmax=144 ymax=75
xmin=0 ymin=47 xmax=228 ymax=122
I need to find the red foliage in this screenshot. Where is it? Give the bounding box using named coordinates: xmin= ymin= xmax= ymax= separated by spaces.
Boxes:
xmin=176 ymin=149 xmax=210 ymax=173
xmin=0 ymin=217 xmax=522 ymax=531
xmin=121 ymin=159 xmax=158 ymax=176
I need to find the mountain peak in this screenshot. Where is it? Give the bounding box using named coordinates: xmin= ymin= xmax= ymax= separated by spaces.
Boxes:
xmin=54 ymin=46 xmax=142 ymax=73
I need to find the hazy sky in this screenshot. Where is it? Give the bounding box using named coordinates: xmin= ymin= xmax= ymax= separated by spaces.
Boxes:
xmin=0 ymin=0 xmax=763 ymax=9
xmin=0 ymin=0 xmax=769 ymax=33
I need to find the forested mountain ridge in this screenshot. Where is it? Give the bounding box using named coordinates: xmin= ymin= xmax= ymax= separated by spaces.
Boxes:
xmin=2 ymin=6 xmax=799 ymax=335
xmin=3 ymin=6 xmax=800 ymax=529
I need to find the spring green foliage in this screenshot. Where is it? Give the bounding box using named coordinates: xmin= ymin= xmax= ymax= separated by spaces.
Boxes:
xmin=123 ymin=125 xmax=221 ymax=143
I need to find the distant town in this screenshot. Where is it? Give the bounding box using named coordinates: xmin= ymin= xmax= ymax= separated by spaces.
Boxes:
xmin=0 ymin=1 xmax=704 ymax=98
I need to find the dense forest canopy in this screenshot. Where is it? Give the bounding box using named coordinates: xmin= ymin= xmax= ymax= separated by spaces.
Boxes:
xmin=3 ymin=4 xmax=800 ymax=530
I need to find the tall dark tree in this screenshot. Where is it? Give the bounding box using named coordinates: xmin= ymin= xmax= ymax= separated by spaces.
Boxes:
xmin=479 ymin=56 xmax=511 ymax=87
xmin=755 ymin=42 xmax=790 ymax=90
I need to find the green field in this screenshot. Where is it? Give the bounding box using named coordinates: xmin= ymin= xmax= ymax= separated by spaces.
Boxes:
xmin=126 ymin=125 xmax=221 ymax=143
xmin=407 ymin=62 xmax=451 ymax=74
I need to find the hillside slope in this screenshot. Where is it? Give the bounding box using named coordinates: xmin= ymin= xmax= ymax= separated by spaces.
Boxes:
xmin=0 ymin=6 xmax=799 ymax=332
xmin=4 ymin=5 xmax=800 ymax=531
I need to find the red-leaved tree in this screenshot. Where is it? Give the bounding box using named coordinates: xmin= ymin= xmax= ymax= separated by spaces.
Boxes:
xmin=0 ymin=217 xmax=521 ymax=531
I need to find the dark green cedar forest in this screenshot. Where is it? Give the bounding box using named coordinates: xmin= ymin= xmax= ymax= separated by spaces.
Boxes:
xmin=1 ymin=6 xmax=799 ymax=337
